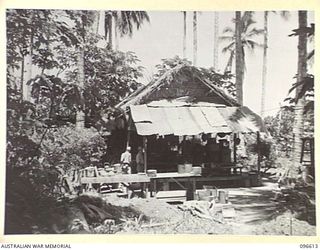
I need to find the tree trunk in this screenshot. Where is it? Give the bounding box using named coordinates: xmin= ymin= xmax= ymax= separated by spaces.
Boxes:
xmin=23 ymin=47 xmax=33 ymax=101
xmin=108 ymin=13 xmax=113 ymax=49
xmin=213 ymin=12 xmax=219 ymax=70
xmin=76 ymin=48 xmax=85 ymax=129
xmin=183 ymin=11 xmax=187 ymax=58
xmin=260 ymin=11 xmax=268 ymax=118
xmin=20 ymin=55 xmax=25 ymax=101
xmin=104 ymin=11 xmax=113 ymax=49
xmin=114 ymin=14 xmax=119 ymax=50
xmin=23 ymin=12 xmax=36 ymax=102
xmin=76 ymin=11 xmax=86 ymax=129
xmin=235 ymin=11 xmax=243 ymax=105
xmin=292 ymin=11 xmax=307 ymax=175
xmin=193 ymin=11 xmax=197 ymax=66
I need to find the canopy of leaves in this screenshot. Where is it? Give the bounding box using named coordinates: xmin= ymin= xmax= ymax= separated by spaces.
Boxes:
xmin=6 ymin=9 xmax=145 ymax=233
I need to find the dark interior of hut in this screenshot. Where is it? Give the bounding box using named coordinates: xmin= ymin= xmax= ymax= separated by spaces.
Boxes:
xmin=128 ymin=132 xmax=237 ymax=176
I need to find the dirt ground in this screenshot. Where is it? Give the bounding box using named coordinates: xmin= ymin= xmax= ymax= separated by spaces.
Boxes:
xmin=104 ymin=194 xmax=233 ymax=234
xmin=225 ymin=178 xmax=316 ymax=235
xmin=102 ymin=176 xmax=316 ymax=235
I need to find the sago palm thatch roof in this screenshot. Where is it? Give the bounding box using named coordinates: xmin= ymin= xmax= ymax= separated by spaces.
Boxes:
xmin=116 ymin=64 xmax=239 ymax=110
xmin=115 ymin=64 xmax=267 ymax=135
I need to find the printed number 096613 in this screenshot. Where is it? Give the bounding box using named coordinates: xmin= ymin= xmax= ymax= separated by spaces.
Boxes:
xmin=300 ymin=244 xmax=318 ymax=248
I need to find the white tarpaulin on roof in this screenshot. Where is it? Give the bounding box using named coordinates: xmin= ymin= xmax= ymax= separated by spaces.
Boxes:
xmin=130 ymin=104 xmax=231 ymax=136
xmin=129 ymin=103 xmax=267 ymax=136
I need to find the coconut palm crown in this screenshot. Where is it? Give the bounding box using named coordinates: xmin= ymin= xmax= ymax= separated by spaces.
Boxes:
xmin=220 ymin=12 xmax=264 ymax=73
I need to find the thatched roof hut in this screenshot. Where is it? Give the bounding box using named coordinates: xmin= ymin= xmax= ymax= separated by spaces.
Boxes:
xmin=117 ymin=64 xmax=239 ymax=110
xmin=117 ymin=64 xmax=267 ymax=135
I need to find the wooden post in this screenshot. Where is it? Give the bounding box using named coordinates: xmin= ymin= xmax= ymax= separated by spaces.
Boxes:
xmin=311 ymin=138 xmax=314 ymax=168
xmin=143 ymin=136 xmax=148 ymax=173
xmin=233 ymin=133 xmax=237 ymax=163
xmin=126 ymin=119 xmax=131 ymax=148
xmin=300 ymin=138 xmax=305 ymax=163
xmin=257 ymin=131 xmax=261 ymax=176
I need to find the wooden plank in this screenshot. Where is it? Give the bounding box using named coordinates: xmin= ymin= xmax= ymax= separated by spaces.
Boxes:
xmin=156 ymin=190 xmax=187 ymax=198
xmin=81 ymin=174 xmax=150 ymax=184
xmin=198 ymin=175 xmax=247 ymax=182
xmin=150 ymin=172 xmax=201 ymax=179
xmin=222 ymin=207 xmax=236 ymax=218
xmin=157 ymin=198 xmax=187 ymax=203
xmin=257 ymin=131 xmax=261 ymax=175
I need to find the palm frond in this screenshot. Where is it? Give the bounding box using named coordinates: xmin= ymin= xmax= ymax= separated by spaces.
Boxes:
xmin=244 ymin=39 xmax=264 ymax=50
xmin=219 ymin=36 xmax=234 ymax=42
xmin=117 ymin=11 xmax=149 ymax=37
xmin=279 ymin=11 xmax=290 ymax=20
xmin=222 ymin=27 xmax=234 ymax=34
xmin=221 ymin=42 xmax=235 ymax=53
xmin=246 ymin=28 xmax=264 ymax=37
xmin=224 ymin=51 xmax=234 ymax=73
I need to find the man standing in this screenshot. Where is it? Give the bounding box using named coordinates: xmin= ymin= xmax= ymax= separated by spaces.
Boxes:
xmin=136 ymin=146 xmax=144 ymax=173
xmin=120 ymin=146 xmax=132 ymax=174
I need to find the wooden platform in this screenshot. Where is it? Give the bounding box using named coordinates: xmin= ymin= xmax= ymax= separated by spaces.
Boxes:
xmin=81 ymin=174 xmax=150 ymax=184
xmin=199 ymin=175 xmax=248 ymax=182
xmin=150 ymin=172 xmax=201 ymax=179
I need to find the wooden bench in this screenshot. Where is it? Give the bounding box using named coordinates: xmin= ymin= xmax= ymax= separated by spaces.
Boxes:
xmin=156 ymin=190 xmax=187 ymax=203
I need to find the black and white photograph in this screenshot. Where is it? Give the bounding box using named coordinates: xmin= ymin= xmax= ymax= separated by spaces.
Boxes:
xmin=5 ymin=8 xmax=316 ymax=236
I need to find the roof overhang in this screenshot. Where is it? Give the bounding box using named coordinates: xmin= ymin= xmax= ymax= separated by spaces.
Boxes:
xmin=129 ymin=101 xmax=267 ymax=136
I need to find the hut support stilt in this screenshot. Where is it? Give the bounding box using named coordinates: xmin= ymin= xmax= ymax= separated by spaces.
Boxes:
xmin=233 ymin=133 xmax=237 ymax=163
xmin=143 ymin=136 xmax=148 ymax=173
xmin=257 ymin=131 xmax=261 ymax=183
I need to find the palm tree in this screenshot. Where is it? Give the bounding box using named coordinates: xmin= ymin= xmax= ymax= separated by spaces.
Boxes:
xmin=104 ymin=11 xmax=150 ymax=49
xmin=182 ymin=11 xmax=187 ymax=58
xmin=220 ymin=11 xmax=264 ymax=105
xmin=114 ymin=14 xmax=119 ymax=50
xmin=260 ymin=11 xmax=268 ymax=118
xmin=260 ymin=11 xmax=290 ymax=118
xmin=193 ymin=11 xmax=198 ymax=66
xmin=76 ymin=10 xmax=91 ymax=129
xmin=292 ymin=11 xmax=308 ymax=175
xmin=235 ymin=11 xmax=243 ymax=105
xmin=104 ymin=11 xmax=113 ymax=48
xmin=213 ymin=12 xmax=219 ymax=70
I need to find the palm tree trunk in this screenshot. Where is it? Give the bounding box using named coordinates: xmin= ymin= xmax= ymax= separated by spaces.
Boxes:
xmin=24 ymin=38 xmax=33 ymax=101
xmin=76 ymin=48 xmax=85 ymax=129
xmin=183 ymin=11 xmax=187 ymax=58
xmin=104 ymin=11 xmax=113 ymax=49
xmin=95 ymin=11 xmax=100 ymax=34
xmin=292 ymin=11 xmax=307 ymax=174
xmin=260 ymin=11 xmax=268 ymax=118
xmin=114 ymin=14 xmax=119 ymax=50
xmin=108 ymin=14 xmax=112 ymax=48
xmin=193 ymin=11 xmax=197 ymax=66
xmin=213 ymin=12 xmax=219 ymax=70
xmin=20 ymin=55 xmax=25 ymax=101
xmin=76 ymin=11 xmax=86 ymax=129
xmin=235 ymin=11 xmax=243 ymax=105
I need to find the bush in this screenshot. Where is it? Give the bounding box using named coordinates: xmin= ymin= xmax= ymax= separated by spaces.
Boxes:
xmin=41 ymin=125 xmax=107 ymax=172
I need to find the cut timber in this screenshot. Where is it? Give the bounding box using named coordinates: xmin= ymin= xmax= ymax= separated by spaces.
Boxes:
xmin=156 ymin=190 xmax=187 ymax=203
xmin=212 ymin=202 xmax=233 ymax=213
xmin=222 ymin=207 xmax=236 ymax=218
xmin=141 ymin=220 xmax=180 ymax=228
